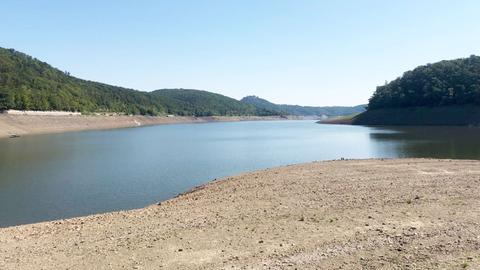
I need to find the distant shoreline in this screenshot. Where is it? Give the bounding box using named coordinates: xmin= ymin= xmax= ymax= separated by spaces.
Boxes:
xmin=0 ymin=114 xmax=300 ymax=139
xmin=317 ymin=115 xmax=356 ymax=125
xmin=318 ymin=105 xmax=480 ymax=126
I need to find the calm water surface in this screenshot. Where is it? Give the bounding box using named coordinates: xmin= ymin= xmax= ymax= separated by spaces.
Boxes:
xmin=1 ymin=120 xmax=480 ymax=227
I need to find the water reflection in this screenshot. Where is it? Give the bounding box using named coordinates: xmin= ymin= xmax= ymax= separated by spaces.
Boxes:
xmin=369 ymin=126 xmax=480 ymax=159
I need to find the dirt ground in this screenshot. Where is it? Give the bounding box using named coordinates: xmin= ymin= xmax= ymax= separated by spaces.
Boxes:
xmin=0 ymin=159 xmax=479 ymax=269
xmin=0 ymin=114 xmax=290 ymax=138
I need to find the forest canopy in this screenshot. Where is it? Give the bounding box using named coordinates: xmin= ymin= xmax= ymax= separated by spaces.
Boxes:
xmin=368 ymin=55 xmax=480 ymax=110
xmin=0 ymin=47 xmax=277 ymax=116
xmin=241 ymin=95 xmax=365 ymax=116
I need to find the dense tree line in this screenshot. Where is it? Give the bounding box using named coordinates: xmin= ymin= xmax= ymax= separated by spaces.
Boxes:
xmin=0 ymin=48 xmax=277 ymax=116
xmin=153 ymin=89 xmax=276 ymax=116
xmin=241 ymin=95 xmax=365 ymax=116
xmin=368 ymin=55 xmax=480 ymax=110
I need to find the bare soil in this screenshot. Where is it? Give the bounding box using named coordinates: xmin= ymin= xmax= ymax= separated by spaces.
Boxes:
xmin=0 ymin=159 xmax=479 ymax=269
xmin=0 ymin=114 xmax=288 ymax=138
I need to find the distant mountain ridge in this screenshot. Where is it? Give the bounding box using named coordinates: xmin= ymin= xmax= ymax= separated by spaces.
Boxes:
xmin=151 ymin=89 xmax=277 ymax=116
xmin=0 ymin=47 xmax=276 ymax=116
xmin=241 ymin=95 xmax=365 ymax=117
xmin=0 ymin=47 xmax=361 ymax=117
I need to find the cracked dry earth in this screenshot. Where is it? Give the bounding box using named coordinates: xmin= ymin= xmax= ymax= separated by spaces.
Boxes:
xmin=1 ymin=159 xmax=479 ymax=269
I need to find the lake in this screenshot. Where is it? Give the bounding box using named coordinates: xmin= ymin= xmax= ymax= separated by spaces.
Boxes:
xmin=1 ymin=120 xmax=480 ymax=227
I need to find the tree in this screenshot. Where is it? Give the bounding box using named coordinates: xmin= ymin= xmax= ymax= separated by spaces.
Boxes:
xmin=0 ymin=47 xmax=281 ymax=116
xmin=0 ymin=91 xmax=7 ymax=111
xmin=368 ymin=55 xmax=480 ymax=110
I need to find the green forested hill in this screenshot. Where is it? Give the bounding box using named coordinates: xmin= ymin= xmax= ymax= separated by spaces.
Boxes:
xmin=368 ymin=55 xmax=480 ymax=109
xmin=152 ymin=89 xmax=276 ymax=116
xmin=0 ymin=47 xmax=277 ymax=116
xmin=353 ymin=55 xmax=480 ymax=125
xmin=241 ymin=95 xmax=365 ymax=116
xmin=0 ymin=48 xmax=163 ymax=115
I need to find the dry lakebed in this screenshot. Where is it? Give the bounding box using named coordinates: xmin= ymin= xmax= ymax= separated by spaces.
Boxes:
xmin=0 ymin=158 xmax=479 ymax=269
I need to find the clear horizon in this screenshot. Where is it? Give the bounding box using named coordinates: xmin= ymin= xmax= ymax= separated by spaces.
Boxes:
xmin=2 ymin=0 xmax=480 ymax=106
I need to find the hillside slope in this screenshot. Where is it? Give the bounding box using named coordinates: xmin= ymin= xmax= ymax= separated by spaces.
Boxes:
xmin=354 ymin=55 xmax=480 ymax=125
xmin=153 ymin=89 xmax=276 ymax=116
xmin=241 ymin=95 xmax=365 ymax=116
xmin=0 ymin=48 xmax=164 ymax=115
xmin=353 ymin=106 xmax=480 ymax=126
xmin=0 ymin=48 xmax=277 ymax=116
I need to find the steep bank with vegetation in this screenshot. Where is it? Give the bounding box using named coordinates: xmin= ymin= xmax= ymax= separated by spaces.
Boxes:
xmin=353 ymin=55 xmax=480 ymax=125
xmin=1 ymin=159 xmax=479 ymax=269
xmin=0 ymin=48 xmax=276 ymax=116
xmin=352 ymin=105 xmax=480 ymax=126
xmin=241 ymin=95 xmax=365 ymax=117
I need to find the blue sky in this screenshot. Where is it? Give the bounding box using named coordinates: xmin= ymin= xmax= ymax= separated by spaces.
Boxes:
xmin=2 ymin=1 xmax=480 ymax=106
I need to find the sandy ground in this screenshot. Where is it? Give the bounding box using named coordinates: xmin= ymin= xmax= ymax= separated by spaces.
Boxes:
xmin=0 ymin=114 xmax=289 ymax=138
xmin=1 ymin=159 xmax=479 ymax=269
xmin=317 ymin=116 xmax=354 ymax=125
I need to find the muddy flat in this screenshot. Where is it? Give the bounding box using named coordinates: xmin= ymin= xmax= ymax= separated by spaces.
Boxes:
xmin=0 ymin=159 xmax=479 ymax=269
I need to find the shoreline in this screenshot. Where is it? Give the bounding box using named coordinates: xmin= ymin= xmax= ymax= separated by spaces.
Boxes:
xmin=0 ymin=114 xmax=297 ymax=139
xmin=317 ymin=117 xmax=354 ymax=125
xmin=1 ymin=158 xmax=479 ymax=269
xmin=318 ymin=106 xmax=480 ymax=126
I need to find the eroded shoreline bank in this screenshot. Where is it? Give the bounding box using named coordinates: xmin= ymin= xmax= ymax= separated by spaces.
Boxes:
xmin=0 ymin=114 xmax=293 ymax=138
xmin=0 ymin=159 xmax=479 ymax=269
